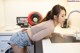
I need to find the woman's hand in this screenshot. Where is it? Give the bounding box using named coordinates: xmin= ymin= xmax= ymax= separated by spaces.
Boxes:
xmin=22 ymin=29 xmax=27 ymax=32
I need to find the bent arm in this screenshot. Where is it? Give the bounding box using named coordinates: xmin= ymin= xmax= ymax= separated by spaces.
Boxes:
xmin=31 ymin=27 xmax=53 ymax=41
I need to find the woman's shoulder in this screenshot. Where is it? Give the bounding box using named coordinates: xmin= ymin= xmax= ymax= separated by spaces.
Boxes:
xmin=35 ymin=20 xmax=54 ymax=30
xmin=39 ymin=20 xmax=53 ymax=26
xmin=31 ymin=20 xmax=54 ymax=28
xmin=45 ymin=20 xmax=54 ymax=26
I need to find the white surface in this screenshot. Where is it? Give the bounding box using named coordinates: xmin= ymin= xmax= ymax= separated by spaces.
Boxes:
xmin=0 ymin=0 xmax=5 ymax=28
xmin=0 ymin=43 xmax=11 ymax=53
xmin=54 ymin=26 xmax=77 ymax=37
xmin=4 ymin=0 xmax=67 ymax=25
xmin=54 ymin=26 xmax=80 ymax=40
xmin=0 ymin=25 xmax=22 ymax=35
xmin=55 ymin=26 xmax=75 ymax=34
xmin=42 ymin=27 xmax=80 ymax=53
xmin=42 ymin=39 xmax=80 ymax=53
xmin=0 ymin=36 xmax=11 ymax=43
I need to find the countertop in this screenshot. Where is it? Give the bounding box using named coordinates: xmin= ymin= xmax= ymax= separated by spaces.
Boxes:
xmin=42 ymin=38 xmax=80 ymax=53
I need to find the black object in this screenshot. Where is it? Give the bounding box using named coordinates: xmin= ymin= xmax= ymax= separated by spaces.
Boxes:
xmin=17 ymin=17 xmax=29 ymax=28
xmin=34 ymin=40 xmax=43 ymax=53
xmin=31 ymin=14 xmax=41 ymax=25
xmin=61 ymin=19 xmax=69 ymax=28
xmin=6 ymin=48 xmax=14 ymax=53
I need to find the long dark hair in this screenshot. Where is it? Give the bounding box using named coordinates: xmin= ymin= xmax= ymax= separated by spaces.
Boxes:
xmin=41 ymin=4 xmax=66 ymax=22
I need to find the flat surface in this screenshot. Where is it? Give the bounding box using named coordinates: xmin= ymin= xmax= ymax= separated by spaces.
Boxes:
xmin=42 ymin=39 xmax=80 ymax=53
xmin=0 ymin=26 xmax=24 ymax=35
xmin=42 ymin=27 xmax=80 ymax=53
xmin=54 ymin=26 xmax=76 ymax=36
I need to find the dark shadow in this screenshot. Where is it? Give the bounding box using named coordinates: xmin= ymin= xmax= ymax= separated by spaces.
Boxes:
xmin=50 ymin=33 xmax=80 ymax=43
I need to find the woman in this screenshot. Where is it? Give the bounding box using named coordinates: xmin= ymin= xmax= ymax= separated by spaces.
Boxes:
xmin=8 ymin=4 xmax=66 ymax=53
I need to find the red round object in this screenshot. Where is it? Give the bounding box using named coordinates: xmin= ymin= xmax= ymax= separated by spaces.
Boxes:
xmin=28 ymin=12 xmax=43 ymax=26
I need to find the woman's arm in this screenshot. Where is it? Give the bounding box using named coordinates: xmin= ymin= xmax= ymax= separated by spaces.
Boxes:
xmin=31 ymin=27 xmax=53 ymax=41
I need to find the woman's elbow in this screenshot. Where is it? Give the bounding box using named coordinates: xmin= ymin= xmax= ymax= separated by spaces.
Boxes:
xmin=31 ymin=37 xmax=40 ymax=42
